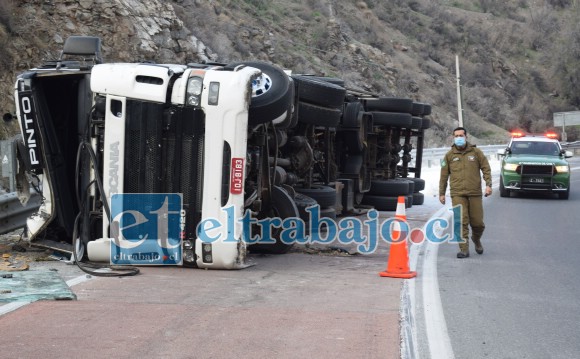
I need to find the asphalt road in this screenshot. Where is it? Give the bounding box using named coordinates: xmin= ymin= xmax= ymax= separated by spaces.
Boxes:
xmin=414 ymin=157 xmax=580 ymax=359
xmin=1 ymin=208 xmax=436 ymax=359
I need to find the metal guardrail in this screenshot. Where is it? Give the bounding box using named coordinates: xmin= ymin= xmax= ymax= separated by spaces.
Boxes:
xmin=0 ymin=191 xmax=41 ymax=235
xmin=419 ymin=143 xmax=580 ymax=168
xmin=414 ymin=145 xmax=506 ymax=168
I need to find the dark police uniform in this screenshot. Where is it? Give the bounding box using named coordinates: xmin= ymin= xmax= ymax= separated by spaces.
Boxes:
xmin=439 ymin=143 xmax=492 ymax=253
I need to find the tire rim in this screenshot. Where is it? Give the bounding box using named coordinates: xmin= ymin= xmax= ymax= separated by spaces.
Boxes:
xmin=251 ymin=73 xmax=273 ymax=97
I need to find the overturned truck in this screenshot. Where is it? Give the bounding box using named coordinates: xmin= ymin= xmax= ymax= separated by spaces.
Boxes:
xmin=6 ymin=36 xmax=432 ymax=269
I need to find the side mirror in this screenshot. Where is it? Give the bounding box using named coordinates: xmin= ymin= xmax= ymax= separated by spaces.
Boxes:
xmin=497 ymin=148 xmax=508 ymax=156
xmin=564 ymin=150 xmax=573 ymax=158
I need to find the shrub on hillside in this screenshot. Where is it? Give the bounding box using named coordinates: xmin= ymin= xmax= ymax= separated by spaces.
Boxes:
xmin=0 ymin=1 xmax=14 ymax=34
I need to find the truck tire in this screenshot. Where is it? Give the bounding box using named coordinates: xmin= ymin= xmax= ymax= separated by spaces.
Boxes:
xmin=412 ymin=192 xmax=425 ymax=205
xmin=364 ymin=97 xmax=413 ymax=113
xmin=296 ymin=101 xmax=342 ymax=127
xmin=369 ymin=179 xmax=411 ymax=196
xmin=342 ymin=101 xmax=366 ymax=153
xmin=411 ymin=102 xmax=424 ymax=116
xmin=406 ymin=194 xmax=414 ymax=208
xmin=301 ymin=75 xmax=345 ymax=87
xmin=249 ymin=186 xmax=300 ymax=254
xmin=372 ymin=112 xmax=412 ymax=128
xmin=421 ymin=118 xmax=432 ymax=129
xmin=410 ymin=116 xmax=423 ymax=129
xmin=294 ymin=192 xmax=317 ymax=224
xmin=292 ymin=75 xmax=346 ymax=109
xmin=361 ymin=194 xmax=408 ymax=211
xmin=226 ymin=61 xmax=294 ymax=126
xmin=407 ymin=177 xmax=425 ymax=192
xmin=295 ymin=185 xmax=337 ymax=208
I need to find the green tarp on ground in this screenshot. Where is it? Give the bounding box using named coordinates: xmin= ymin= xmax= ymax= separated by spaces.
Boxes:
xmin=0 ymin=270 xmax=76 ymax=302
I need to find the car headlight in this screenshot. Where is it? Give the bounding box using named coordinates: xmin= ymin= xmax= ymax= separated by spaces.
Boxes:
xmin=186 ymin=76 xmax=203 ymax=106
xmin=555 ymin=165 xmax=569 ymax=173
xmin=503 ymin=163 xmax=518 ymax=171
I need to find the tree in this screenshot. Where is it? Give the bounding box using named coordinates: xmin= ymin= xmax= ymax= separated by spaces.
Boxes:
xmin=552 ymin=19 xmax=580 ymax=106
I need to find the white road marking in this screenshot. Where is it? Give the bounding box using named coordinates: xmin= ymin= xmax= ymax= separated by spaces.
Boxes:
xmin=406 ymin=205 xmax=455 ymax=359
xmin=422 ymin=232 xmax=455 ymax=359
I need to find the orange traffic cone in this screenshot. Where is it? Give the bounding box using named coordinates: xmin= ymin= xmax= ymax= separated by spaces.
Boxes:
xmin=379 ymin=196 xmax=417 ymax=279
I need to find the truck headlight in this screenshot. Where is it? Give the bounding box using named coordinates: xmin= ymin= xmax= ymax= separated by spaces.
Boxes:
xmin=503 ymin=163 xmax=518 ymax=171
xmin=186 ymin=76 xmax=203 ymax=106
xmin=555 ymin=165 xmax=569 ymax=173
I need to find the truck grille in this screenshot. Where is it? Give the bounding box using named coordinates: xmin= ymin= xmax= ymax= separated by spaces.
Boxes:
xmin=124 ymin=101 xmax=205 ymax=240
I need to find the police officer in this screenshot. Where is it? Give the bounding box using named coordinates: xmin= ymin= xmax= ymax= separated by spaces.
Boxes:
xmin=439 ymin=127 xmax=492 ymax=258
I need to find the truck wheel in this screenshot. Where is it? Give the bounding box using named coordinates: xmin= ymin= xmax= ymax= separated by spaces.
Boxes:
xmin=341 ymin=154 xmax=370 ymax=193
xmin=371 ymin=112 xmax=412 ymax=128
xmin=412 ymin=192 xmax=424 ymax=205
xmin=294 ymin=193 xmax=317 ymax=233
xmin=364 ymin=97 xmax=413 ymax=113
xmin=361 ymin=194 xmax=407 ymax=211
xmin=295 ymin=185 xmax=337 ymax=208
xmin=559 ymin=189 xmax=570 ymax=200
xmin=406 ymin=194 xmax=414 ymax=208
xmin=249 ymin=186 xmax=300 ymax=254
xmin=292 ymin=75 xmax=346 ymax=109
xmin=420 ymin=118 xmax=432 ymax=129
xmin=411 ymin=102 xmax=424 ymax=116
xmin=369 ymin=179 xmax=411 ymax=196
xmin=296 ymin=101 xmax=342 ymax=127
xmin=226 ymin=61 xmax=294 ymax=126
xmin=342 ymin=101 xmax=366 ymax=153
xmin=410 ymin=116 xmax=423 ymax=129
xmin=407 ymin=178 xmax=425 ymax=192
xmin=301 ymin=75 xmax=345 ymax=87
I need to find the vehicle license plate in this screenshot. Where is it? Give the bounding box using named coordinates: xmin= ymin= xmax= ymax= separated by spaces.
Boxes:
xmin=529 ymin=178 xmax=544 ymax=183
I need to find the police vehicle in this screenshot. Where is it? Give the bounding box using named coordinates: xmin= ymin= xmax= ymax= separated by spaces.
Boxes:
xmin=498 ymin=131 xmax=572 ymax=199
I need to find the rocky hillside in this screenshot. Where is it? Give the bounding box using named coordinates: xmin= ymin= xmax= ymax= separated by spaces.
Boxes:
xmin=1 ymin=0 xmax=579 ymax=146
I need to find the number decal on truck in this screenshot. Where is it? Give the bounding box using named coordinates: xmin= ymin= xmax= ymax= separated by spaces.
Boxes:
xmin=230 ymin=158 xmax=244 ymax=194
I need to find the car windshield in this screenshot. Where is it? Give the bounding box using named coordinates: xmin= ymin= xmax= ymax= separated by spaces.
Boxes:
xmin=510 ymin=141 xmax=560 ymax=156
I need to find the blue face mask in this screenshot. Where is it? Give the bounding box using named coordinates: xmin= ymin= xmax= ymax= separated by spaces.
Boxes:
xmin=454 ymin=137 xmax=466 ymax=147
